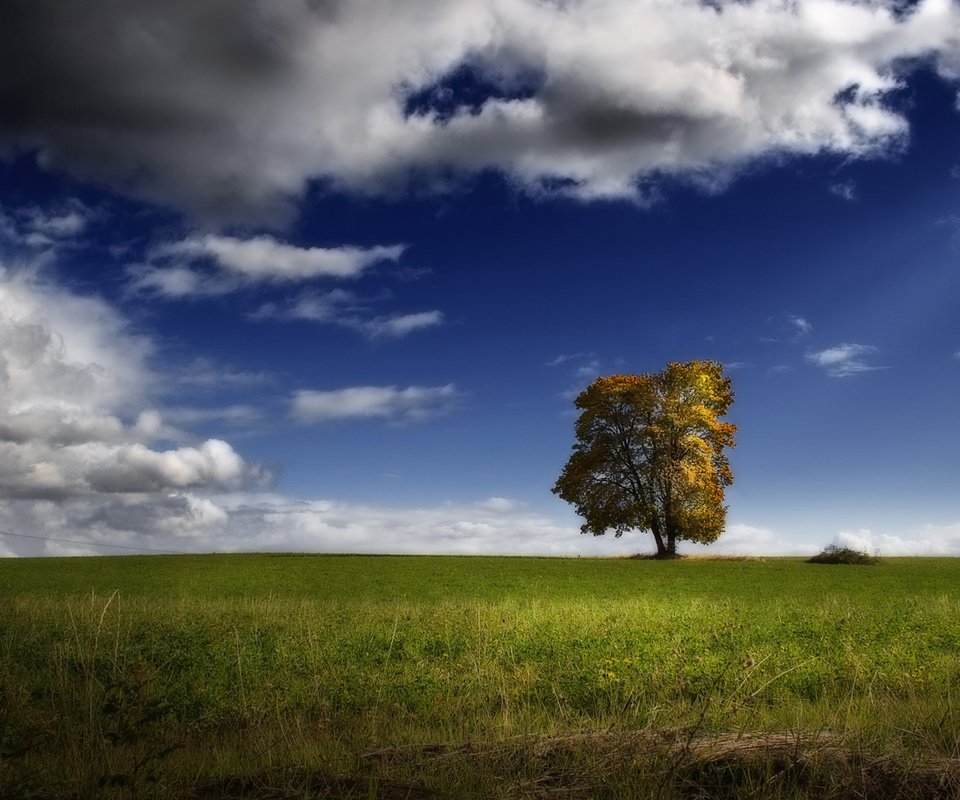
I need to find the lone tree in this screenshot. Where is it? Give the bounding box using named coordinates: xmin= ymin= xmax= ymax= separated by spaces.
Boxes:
xmin=552 ymin=361 xmax=736 ymax=558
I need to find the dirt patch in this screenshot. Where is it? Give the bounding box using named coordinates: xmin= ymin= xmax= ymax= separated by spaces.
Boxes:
xmin=362 ymin=729 xmax=960 ymax=799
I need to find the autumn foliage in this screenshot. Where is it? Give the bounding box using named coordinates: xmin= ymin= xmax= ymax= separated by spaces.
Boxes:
xmin=552 ymin=361 xmax=736 ymax=557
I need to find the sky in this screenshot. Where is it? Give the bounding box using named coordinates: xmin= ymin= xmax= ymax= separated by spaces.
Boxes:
xmin=1 ymin=0 xmax=960 ymax=558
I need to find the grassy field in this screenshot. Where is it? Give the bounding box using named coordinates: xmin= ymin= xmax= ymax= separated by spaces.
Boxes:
xmin=1 ymin=554 xmax=958 ymax=798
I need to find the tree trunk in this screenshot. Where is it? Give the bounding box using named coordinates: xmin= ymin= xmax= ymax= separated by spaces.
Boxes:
xmin=651 ymin=521 xmax=667 ymax=556
xmin=663 ymin=491 xmax=677 ymax=556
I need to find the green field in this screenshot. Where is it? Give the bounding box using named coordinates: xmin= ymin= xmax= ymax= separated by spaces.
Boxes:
xmin=1 ymin=554 xmax=959 ymax=798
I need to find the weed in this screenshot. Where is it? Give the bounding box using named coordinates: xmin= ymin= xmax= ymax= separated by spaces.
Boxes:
xmin=807 ymin=545 xmax=878 ymax=565
xmin=98 ymin=663 xmax=181 ymax=799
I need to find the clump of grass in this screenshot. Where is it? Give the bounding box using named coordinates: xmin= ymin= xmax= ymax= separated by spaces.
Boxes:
xmin=807 ymin=545 xmax=878 ymax=565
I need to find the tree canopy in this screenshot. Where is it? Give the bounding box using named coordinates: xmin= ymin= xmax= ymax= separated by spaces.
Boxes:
xmin=552 ymin=361 xmax=736 ymax=557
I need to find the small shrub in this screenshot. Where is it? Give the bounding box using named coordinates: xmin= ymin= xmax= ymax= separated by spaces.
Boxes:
xmin=807 ymin=544 xmax=878 ymax=565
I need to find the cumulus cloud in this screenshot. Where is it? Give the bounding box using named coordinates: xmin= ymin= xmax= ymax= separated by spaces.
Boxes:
xmin=0 ymin=492 xmax=233 ymax=556
xmin=0 ymin=264 xmax=265 ymax=517
xmin=0 ymin=487 xmax=829 ymax=558
xmin=806 ymin=342 xmax=883 ymax=376
xmin=87 ymin=439 xmax=256 ymax=493
xmin=130 ymin=234 xmax=405 ymax=297
xmin=291 ymin=384 xmax=460 ymax=423
xmin=2 ymin=0 xmax=958 ymax=221
xmin=0 ymin=491 xmax=642 ymax=557
xmin=83 ymin=493 xmax=231 ymax=540
xmin=0 ymin=266 xmax=151 ymax=412
xmin=219 ymin=496 xmax=615 ymax=556
xmin=835 ymin=524 xmax=960 ymax=556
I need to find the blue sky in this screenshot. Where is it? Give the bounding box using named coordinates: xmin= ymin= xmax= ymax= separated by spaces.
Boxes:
xmin=1 ymin=0 xmax=959 ymax=556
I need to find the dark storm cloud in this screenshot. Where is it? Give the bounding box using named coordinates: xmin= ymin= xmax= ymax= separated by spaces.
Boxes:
xmin=1 ymin=0 xmax=958 ymax=223
xmin=0 ymin=0 xmax=309 ymax=222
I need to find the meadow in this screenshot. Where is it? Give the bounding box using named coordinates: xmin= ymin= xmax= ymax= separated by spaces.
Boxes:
xmin=1 ymin=553 xmax=958 ymax=798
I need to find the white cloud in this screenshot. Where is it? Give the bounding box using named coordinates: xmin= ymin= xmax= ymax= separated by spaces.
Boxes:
xmin=0 ymin=265 xmax=151 ymax=412
xmin=834 ymin=524 xmax=960 ymax=556
xmin=806 ymin=342 xmax=883 ymax=376
xmin=131 ymin=235 xmax=405 ymax=297
xmin=0 ymin=492 xmax=830 ymax=558
xmin=476 ymin=496 xmax=521 ymax=512
xmin=687 ymin=523 xmax=816 ymax=556
xmin=763 ymin=313 xmax=813 ymax=343
xmin=25 ymin=203 xmax=91 ymax=239
xmin=158 ymin=235 xmax=404 ymax=281
xmin=254 ymin=288 xmax=362 ymax=323
xmin=2 ymin=0 xmax=958 ymax=221
xmin=546 ymin=353 xmax=591 ymax=368
xmin=173 ymin=358 xmax=274 ymax=391
xmin=550 ymin=353 xmax=605 ymax=402
xmin=0 ymin=492 xmax=631 ymax=557
xmin=788 ymin=315 xmax=813 ymax=337
xmin=291 ymin=384 xmax=460 ymax=423
xmin=0 ymin=252 xmax=459 ymax=559
xmin=163 ymin=405 xmax=263 ymax=427
xmin=0 ymin=492 xmax=233 ymax=555
xmin=939 ymin=214 xmax=960 ymax=250
xmin=131 ymin=236 xmax=442 ymax=339
xmin=829 ymin=180 xmax=858 ymax=201
xmin=0 ymin=263 xmax=266 ymax=505
xmin=127 ymin=265 xmax=220 ymax=299
xmin=0 ymin=200 xmax=95 ymax=250
xmin=86 ymin=440 xmax=253 ymax=494
xmin=362 ymin=310 xmax=445 ymax=339
xmin=575 ymin=359 xmax=601 ymax=380
xmin=256 ymin=290 xmax=444 ymax=339
xmin=222 ymin=496 xmax=605 ymax=556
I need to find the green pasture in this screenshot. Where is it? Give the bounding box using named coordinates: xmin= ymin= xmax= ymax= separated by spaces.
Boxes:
xmin=1 ymin=554 xmax=958 ymax=798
